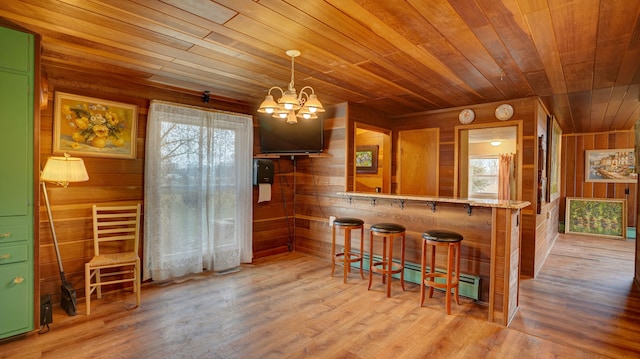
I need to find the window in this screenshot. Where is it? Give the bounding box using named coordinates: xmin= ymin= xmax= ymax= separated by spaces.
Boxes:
xmin=144 ymin=101 xmax=253 ymax=281
xmin=469 ymin=156 xmax=499 ymax=199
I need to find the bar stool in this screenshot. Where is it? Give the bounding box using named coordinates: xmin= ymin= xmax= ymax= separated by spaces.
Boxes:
xmin=368 ymin=223 xmax=406 ymax=297
xmin=331 ymin=217 xmax=365 ymax=283
xmin=420 ymin=229 xmax=464 ymax=315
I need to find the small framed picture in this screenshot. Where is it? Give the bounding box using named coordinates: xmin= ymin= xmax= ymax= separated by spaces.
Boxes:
xmin=356 ymin=145 xmax=379 ymax=174
xmin=53 ymin=92 xmax=138 ymax=159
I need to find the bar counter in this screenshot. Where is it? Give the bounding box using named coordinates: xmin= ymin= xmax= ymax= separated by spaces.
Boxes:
xmin=335 ymin=191 xmax=531 ymax=326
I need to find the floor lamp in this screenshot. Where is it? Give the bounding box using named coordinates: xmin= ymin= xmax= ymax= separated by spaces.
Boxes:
xmin=40 ymin=153 xmax=89 ymax=316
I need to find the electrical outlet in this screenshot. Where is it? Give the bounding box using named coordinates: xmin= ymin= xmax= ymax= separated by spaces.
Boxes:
xmin=329 ymin=216 xmax=336 ymax=226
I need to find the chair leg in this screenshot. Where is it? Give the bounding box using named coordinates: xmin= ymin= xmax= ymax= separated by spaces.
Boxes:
xmin=428 ymin=244 xmax=436 ymax=298
xmin=85 ymin=264 xmax=91 ymax=315
xmin=96 ymin=268 xmax=102 ymax=299
xmin=135 ymin=259 xmax=141 ymax=308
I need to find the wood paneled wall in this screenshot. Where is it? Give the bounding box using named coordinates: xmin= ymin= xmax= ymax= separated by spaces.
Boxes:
xmin=37 ymin=63 xmax=636 ymax=305
xmin=560 ymin=130 xmax=637 ymax=227
xmin=38 ymin=64 xmax=252 ymax=302
xmin=390 ymin=98 xmax=559 ymax=277
xmin=291 ymin=98 xmax=563 ymax=280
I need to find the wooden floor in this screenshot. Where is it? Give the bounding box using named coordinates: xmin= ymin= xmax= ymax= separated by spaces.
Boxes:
xmin=1 ymin=234 xmax=639 ymax=358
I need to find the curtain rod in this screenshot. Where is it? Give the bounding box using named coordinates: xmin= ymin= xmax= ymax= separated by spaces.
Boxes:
xmin=150 ymin=99 xmax=252 ymax=118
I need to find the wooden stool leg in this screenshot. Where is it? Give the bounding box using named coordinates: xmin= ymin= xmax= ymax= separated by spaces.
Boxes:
xmin=400 ymin=233 xmax=405 ymax=291
xmin=446 ymin=243 xmax=454 ymax=315
xmin=343 ymin=228 xmax=351 ymax=284
xmin=331 ymin=225 xmax=337 ymax=277
xmin=359 ymin=226 xmax=364 ymax=279
xmin=454 ymin=242 xmax=461 ymax=305
xmin=368 ymin=231 xmax=374 ymax=290
xmin=428 ymin=244 xmax=436 ymax=298
xmin=386 ymin=235 xmax=393 ymax=297
xmin=381 ymin=236 xmax=387 ymax=285
xmin=420 ymin=238 xmax=426 ymax=306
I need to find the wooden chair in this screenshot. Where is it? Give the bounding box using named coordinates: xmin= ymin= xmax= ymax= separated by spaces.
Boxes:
xmin=85 ymin=204 xmax=141 ymax=315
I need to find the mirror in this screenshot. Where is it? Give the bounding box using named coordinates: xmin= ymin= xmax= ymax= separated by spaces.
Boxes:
xmin=353 ymin=122 xmax=391 ymax=193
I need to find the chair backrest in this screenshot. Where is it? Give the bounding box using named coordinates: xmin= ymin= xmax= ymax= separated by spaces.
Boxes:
xmin=92 ymin=204 xmax=141 ymax=256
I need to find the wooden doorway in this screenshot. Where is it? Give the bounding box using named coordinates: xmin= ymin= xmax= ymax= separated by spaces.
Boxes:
xmin=354 ymin=122 xmax=391 ymax=193
xmin=397 ymin=128 xmax=439 ymax=195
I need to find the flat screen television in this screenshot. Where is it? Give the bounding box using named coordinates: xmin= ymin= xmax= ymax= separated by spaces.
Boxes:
xmin=258 ymin=115 xmax=324 ymax=154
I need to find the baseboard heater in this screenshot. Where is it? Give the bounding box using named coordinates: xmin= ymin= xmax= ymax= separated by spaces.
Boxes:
xmin=349 ymin=251 xmax=480 ymax=300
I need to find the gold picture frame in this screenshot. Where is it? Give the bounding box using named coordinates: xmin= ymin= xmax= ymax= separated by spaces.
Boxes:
xmin=546 ymin=116 xmax=562 ymax=201
xmin=53 ymin=92 xmax=138 ymax=159
xmin=585 ymin=149 xmax=636 ymax=183
xmin=565 ymin=197 xmax=626 ymax=240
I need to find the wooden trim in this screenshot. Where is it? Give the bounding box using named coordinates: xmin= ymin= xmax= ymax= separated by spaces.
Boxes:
xmin=32 ymin=30 xmax=42 ymax=333
xmin=503 ymin=209 xmax=511 ymax=326
xmin=488 ymin=207 xmax=497 ymax=323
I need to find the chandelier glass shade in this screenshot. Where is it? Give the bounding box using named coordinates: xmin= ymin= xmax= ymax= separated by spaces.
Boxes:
xmin=258 ymin=50 xmax=325 ymax=124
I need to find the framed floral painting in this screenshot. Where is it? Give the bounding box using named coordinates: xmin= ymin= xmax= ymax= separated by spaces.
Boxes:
xmin=53 ymin=92 xmax=138 ymax=159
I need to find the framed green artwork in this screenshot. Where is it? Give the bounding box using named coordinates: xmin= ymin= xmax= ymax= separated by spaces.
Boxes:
xmin=565 ymin=197 xmax=626 ymax=240
xmin=355 ymin=145 xmax=378 ymax=174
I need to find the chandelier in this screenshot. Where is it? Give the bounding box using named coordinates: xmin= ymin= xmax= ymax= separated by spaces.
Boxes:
xmin=257 ymin=50 xmax=325 ymax=124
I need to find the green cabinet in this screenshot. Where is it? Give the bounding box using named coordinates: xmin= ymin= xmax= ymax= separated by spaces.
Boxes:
xmin=0 ymin=26 xmax=34 ymax=339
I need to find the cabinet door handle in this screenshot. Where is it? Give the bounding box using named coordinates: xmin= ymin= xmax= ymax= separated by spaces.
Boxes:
xmin=13 ymin=276 xmax=24 ymax=284
xmin=0 ymin=253 xmax=10 ymax=259
xmin=0 ymin=232 xmax=9 ymax=238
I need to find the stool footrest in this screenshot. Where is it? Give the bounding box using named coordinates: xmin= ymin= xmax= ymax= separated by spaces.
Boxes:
xmin=372 ymin=261 xmax=404 ymax=275
xmin=335 ymin=252 xmax=363 ymax=263
xmin=423 ymin=273 xmax=459 ymax=289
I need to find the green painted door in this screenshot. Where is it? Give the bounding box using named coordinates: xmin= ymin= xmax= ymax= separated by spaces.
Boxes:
xmin=0 ymin=25 xmax=35 ymax=339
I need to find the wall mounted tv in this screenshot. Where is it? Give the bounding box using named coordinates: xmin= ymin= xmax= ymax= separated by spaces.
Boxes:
xmin=258 ymin=115 xmax=324 ymax=154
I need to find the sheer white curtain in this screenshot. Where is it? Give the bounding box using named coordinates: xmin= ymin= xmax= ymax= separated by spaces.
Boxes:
xmin=144 ymin=100 xmax=253 ymax=281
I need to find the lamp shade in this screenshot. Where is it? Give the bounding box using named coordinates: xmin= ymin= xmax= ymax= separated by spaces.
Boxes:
xmin=41 ymin=155 xmax=89 ymax=187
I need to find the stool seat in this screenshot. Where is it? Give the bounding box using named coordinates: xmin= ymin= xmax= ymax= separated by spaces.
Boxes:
xmin=334 ymin=217 xmax=364 ymax=226
xmin=331 ymin=217 xmax=365 ymax=283
xmin=422 ymin=230 xmax=463 ymax=243
xmin=370 ymin=223 xmax=405 ymax=234
xmin=420 ymin=229 xmax=464 ymax=315
xmin=368 ymin=222 xmax=406 ymax=297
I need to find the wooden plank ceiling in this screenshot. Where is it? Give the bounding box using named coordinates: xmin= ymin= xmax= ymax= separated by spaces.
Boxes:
xmin=0 ymin=0 xmax=639 ymax=134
